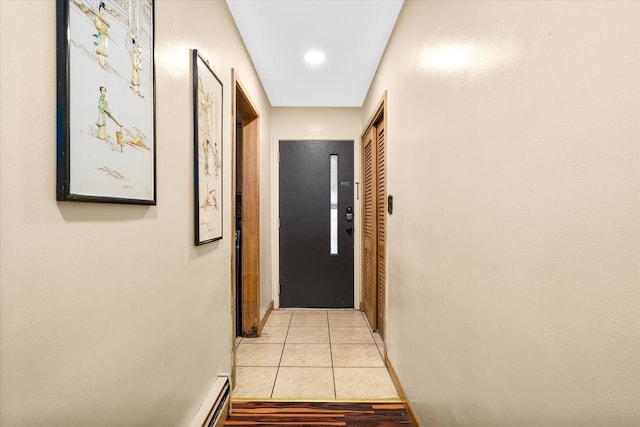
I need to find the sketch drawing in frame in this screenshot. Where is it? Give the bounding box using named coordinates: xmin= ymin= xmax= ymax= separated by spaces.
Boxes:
xmin=56 ymin=0 xmax=156 ymax=204
xmin=193 ymin=49 xmax=223 ymax=245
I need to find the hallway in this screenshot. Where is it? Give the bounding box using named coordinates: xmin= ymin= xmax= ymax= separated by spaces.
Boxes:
xmin=2 ymin=2 xmax=639 ymax=426
xmin=233 ymin=310 xmax=398 ymax=400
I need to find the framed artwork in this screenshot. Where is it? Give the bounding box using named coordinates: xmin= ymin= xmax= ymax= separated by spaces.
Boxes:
xmin=193 ymin=49 xmax=223 ymax=245
xmin=56 ymin=0 xmax=156 ymax=204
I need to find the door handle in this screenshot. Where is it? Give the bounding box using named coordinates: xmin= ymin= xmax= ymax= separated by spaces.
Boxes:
xmin=346 ymin=226 xmax=353 ymax=234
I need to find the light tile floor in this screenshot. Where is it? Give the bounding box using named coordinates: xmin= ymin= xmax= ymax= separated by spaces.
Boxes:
xmin=233 ymin=309 xmax=396 ymax=400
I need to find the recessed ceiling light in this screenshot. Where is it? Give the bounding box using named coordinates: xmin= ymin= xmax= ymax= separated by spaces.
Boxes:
xmin=304 ymin=50 xmax=325 ymax=65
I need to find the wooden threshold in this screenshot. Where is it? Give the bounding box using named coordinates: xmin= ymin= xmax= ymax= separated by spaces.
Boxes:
xmin=231 ymin=398 xmax=403 ymax=404
xmin=225 ymin=400 xmax=413 ymax=426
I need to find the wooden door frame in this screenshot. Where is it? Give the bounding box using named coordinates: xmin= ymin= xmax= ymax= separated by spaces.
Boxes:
xmin=360 ymin=91 xmax=387 ymax=338
xmin=231 ymin=70 xmax=260 ymax=341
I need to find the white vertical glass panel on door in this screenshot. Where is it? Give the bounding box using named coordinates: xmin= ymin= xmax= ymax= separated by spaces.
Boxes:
xmin=330 ymin=154 xmax=338 ymax=255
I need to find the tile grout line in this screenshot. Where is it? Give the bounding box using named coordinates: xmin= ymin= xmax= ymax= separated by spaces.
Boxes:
xmin=270 ymin=311 xmax=292 ymax=399
xmin=327 ymin=311 xmax=337 ymax=400
xmin=362 ymin=310 xmax=385 ymax=359
xmin=361 ymin=311 xmax=401 ymax=399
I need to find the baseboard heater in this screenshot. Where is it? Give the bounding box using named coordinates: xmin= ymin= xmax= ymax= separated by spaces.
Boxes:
xmin=190 ymin=375 xmax=231 ymax=427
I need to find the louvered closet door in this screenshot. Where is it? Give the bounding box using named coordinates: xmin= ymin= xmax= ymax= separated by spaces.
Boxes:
xmin=362 ymin=128 xmax=377 ymax=328
xmin=376 ymin=120 xmax=386 ymax=338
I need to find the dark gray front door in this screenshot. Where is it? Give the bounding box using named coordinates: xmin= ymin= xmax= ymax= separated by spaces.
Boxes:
xmin=279 ymin=140 xmax=354 ymax=308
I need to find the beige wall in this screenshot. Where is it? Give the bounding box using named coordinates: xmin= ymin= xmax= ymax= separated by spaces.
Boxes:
xmin=0 ymin=1 xmax=271 ymax=425
xmin=272 ymin=107 xmax=362 ymax=141
xmin=363 ymin=1 xmax=640 ymax=426
xmin=271 ymin=108 xmax=362 ymax=308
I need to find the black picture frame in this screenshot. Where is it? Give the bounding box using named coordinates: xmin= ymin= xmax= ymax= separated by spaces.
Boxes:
xmin=193 ymin=49 xmax=223 ymax=245
xmin=56 ymin=0 xmax=156 ymax=204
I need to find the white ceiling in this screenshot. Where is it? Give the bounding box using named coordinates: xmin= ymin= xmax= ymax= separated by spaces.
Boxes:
xmin=226 ymin=0 xmax=403 ymax=107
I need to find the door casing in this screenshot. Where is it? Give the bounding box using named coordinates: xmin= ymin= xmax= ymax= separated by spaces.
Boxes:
xmin=231 ymin=71 xmax=261 ymax=340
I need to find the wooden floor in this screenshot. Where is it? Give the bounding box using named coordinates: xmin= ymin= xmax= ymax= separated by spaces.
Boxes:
xmin=224 ymin=400 xmax=414 ymax=426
